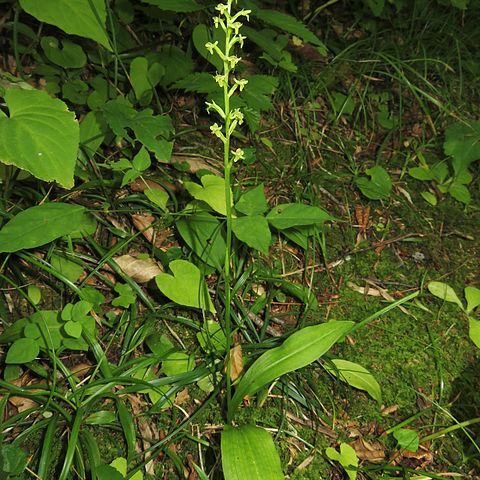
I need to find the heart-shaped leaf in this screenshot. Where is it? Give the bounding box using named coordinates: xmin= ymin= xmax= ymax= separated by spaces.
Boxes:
xmin=326 ymin=443 xmax=358 ymax=480
xmin=0 ymin=89 xmax=79 ymax=188
xmin=0 ymin=203 xmax=87 ymax=253
xmin=355 ymin=166 xmax=392 ymax=200
xmin=20 ymin=0 xmax=110 ymax=49
xmin=155 ymin=260 xmax=215 ymax=313
xmin=324 ymin=359 xmax=382 ymax=403
xmin=185 ymin=175 xmax=232 ymax=216
xmin=64 ymin=321 xmax=83 ymax=338
xmin=393 ymin=428 xmax=419 ymax=452
xmin=41 ymin=36 xmax=87 ymax=68
xmin=6 ymin=338 xmax=40 ymax=364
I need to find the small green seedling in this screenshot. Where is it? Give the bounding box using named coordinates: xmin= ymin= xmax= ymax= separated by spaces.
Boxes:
xmin=427 ymin=281 xmax=480 ymax=348
xmin=326 ymin=443 xmax=359 ymax=480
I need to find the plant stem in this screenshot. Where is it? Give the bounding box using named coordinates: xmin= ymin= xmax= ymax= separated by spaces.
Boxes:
xmin=223 ymin=20 xmax=233 ymax=419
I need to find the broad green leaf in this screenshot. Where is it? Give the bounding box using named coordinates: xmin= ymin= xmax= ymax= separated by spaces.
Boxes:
xmin=241 ymin=76 xmax=279 ymax=112
xmin=364 ymin=0 xmax=385 ymax=16
xmin=176 ymin=210 xmax=226 ymax=270
xmin=155 ymin=46 xmax=194 ymax=87
xmin=41 ymin=36 xmax=86 ymax=68
xmin=444 ymin=121 xmax=480 ymax=174
xmin=50 ymin=253 xmax=84 ymax=283
xmin=267 ymin=203 xmax=333 ymax=230
xmin=145 ymin=188 xmax=168 ymax=211
xmin=79 ymin=111 xmax=107 ymax=160
xmin=161 ymin=351 xmax=195 ymax=376
xmin=110 ymin=456 xmax=143 ymax=480
xmin=427 ymin=281 xmax=463 ymax=309
xmin=0 ymin=203 xmax=87 ymax=253
xmin=0 ymin=445 xmax=28 ymax=475
xmin=230 ymin=321 xmax=353 ymax=416
xmin=145 ymin=334 xmax=175 ymax=357
xmin=221 ymin=425 xmax=284 ymax=480
xmin=197 ymin=320 xmax=226 ymax=354
xmin=130 ymin=57 xmax=155 ymax=101
xmin=64 ymin=321 xmax=83 ymax=338
xmin=408 ymin=166 xmax=435 ymax=181
xmin=20 ymin=0 xmax=110 ymax=49
xmin=85 ymin=411 xmax=116 ymax=425
xmin=355 ymin=166 xmax=392 ymax=200
xmin=192 ymin=24 xmax=224 ymax=71
xmin=102 ymin=99 xmax=174 ymax=161
xmin=449 ymin=182 xmax=471 ymax=204
xmin=469 ymin=317 xmax=480 ymax=349
xmin=465 ymin=286 xmax=480 ymax=314
xmin=232 ymin=215 xmax=271 ymax=254
xmin=236 ymin=184 xmax=268 ymax=216
xmin=325 ymin=359 xmax=382 ymax=403
xmin=393 ymin=429 xmax=419 ymax=452
xmin=0 ymin=88 xmax=79 ymax=188
xmin=421 ymin=191 xmax=437 ymax=206
xmin=96 ymin=465 xmax=123 ymax=480
xmin=6 ymin=338 xmax=40 ymax=364
xmin=140 ymin=0 xmax=204 ymax=12
xmin=242 ymin=27 xmax=285 ymax=63
xmin=155 ymin=260 xmax=215 ymax=313
xmin=112 ymin=284 xmax=136 ymax=308
xmin=254 ymin=9 xmax=326 ymax=52
xmin=132 ymin=147 xmax=151 ymax=171
xmin=326 ymin=443 xmax=358 ymax=480
xmin=173 ymin=72 xmax=218 ymax=93
xmin=185 ymin=175 xmax=231 ymax=216
xmin=27 ymin=285 xmax=42 ymax=305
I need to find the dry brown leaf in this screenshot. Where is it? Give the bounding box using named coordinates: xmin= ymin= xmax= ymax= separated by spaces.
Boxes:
xmin=381 ymin=404 xmax=399 ymax=416
xmin=350 ymin=438 xmax=385 ymax=463
xmin=175 ymin=388 xmax=190 ymax=406
xmin=229 ymin=345 xmax=243 ymax=382
xmin=131 ymin=213 xmax=170 ymax=248
xmin=295 ymin=454 xmax=315 ymax=470
xmin=347 ymin=281 xmax=382 ymax=297
xmin=70 ymin=362 xmax=93 ymax=379
xmin=114 ymin=255 xmax=163 ymax=283
xmin=9 ymin=395 xmax=38 ymax=412
xmin=170 ymin=154 xmax=222 ymax=176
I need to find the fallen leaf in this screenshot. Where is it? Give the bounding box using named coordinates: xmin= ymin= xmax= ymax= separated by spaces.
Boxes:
xmin=350 ymin=437 xmax=385 ymax=463
xmin=170 ymin=154 xmax=222 ymax=176
xmin=175 ymin=388 xmax=190 ymax=406
xmin=131 ymin=213 xmax=170 ymax=248
xmin=228 ymin=345 xmax=243 ymax=382
xmin=114 ymin=254 xmax=163 ymax=283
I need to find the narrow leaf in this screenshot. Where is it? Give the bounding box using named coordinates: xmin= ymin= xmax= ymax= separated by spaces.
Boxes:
xmin=230 ymin=321 xmax=353 ymax=417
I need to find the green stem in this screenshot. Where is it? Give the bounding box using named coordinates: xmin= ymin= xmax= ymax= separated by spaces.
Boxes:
xmin=223 ymin=22 xmax=233 ymax=420
xmin=420 ymin=417 xmax=480 ymax=443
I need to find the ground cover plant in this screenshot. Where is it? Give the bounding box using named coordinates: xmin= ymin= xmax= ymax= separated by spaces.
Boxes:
xmin=0 ymin=0 xmax=479 ymax=478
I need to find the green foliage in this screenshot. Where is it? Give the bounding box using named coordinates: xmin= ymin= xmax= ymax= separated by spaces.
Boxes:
xmin=355 ymin=166 xmax=392 ymax=200
xmin=324 ymin=359 xmax=382 ymax=404
xmin=229 ymin=321 xmax=354 ymax=418
xmin=19 ymin=0 xmax=110 ymax=48
xmin=221 ymin=425 xmax=284 ymax=480
xmin=0 ymin=203 xmax=93 ymax=253
xmin=0 ymin=88 xmax=79 ymax=187
xmin=155 ymin=259 xmax=216 ymax=313
xmin=393 ymin=428 xmax=420 ymax=452
xmin=325 ymin=443 xmax=359 ymax=480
